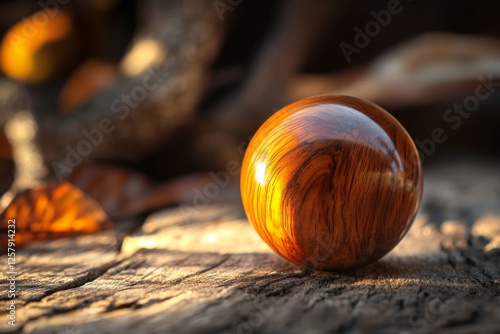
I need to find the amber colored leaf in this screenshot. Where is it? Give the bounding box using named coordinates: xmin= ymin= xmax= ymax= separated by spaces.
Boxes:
xmin=68 ymin=163 xmax=212 ymax=219
xmin=58 ymin=59 xmax=118 ymax=114
xmin=0 ymin=182 xmax=112 ymax=248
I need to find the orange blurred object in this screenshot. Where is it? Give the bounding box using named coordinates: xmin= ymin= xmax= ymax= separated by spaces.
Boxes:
xmin=0 ymin=130 xmax=12 ymax=160
xmin=0 ymin=9 xmax=76 ymax=83
xmin=0 ymin=130 xmax=14 ymax=195
xmin=0 ymin=182 xmax=112 ymax=248
xmin=58 ymin=59 xmax=118 ymax=113
xmin=68 ymin=163 xmax=213 ymax=219
xmin=68 ymin=163 xmax=151 ymax=219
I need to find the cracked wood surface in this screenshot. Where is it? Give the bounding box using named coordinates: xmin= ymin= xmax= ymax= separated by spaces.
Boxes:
xmin=1 ymin=160 xmax=500 ymax=334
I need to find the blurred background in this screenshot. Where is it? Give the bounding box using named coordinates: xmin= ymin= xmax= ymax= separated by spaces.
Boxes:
xmin=1 ymin=3 xmax=499 ymax=332
xmin=0 ymin=0 xmax=499 ymax=209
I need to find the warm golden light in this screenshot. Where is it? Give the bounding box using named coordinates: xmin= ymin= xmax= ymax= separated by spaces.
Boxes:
xmin=121 ymin=39 xmax=166 ymax=76
xmin=255 ymin=162 xmax=266 ymax=185
xmin=0 ymin=9 xmax=74 ymax=83
xmin=0 ymin=182 xmax=111 ymax=248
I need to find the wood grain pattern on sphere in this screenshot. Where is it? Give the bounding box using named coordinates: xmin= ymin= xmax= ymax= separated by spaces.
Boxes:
xmin=240 ymin=95 xmax=423 ymax=271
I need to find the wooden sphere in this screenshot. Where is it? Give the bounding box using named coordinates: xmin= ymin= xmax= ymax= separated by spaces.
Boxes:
xmin=240 ymin=95 xmax=423 ymax=271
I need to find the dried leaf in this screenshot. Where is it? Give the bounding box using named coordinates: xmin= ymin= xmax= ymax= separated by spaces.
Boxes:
xmin=58 ymin=59 xmax=118 ymax=114
xmin=68 ymin=163 xmax=212 ymax=219
xmin=0 ymin=182 xmax=111 ymax=248
xmin=68 ymin=163 xmax=152 ymax=219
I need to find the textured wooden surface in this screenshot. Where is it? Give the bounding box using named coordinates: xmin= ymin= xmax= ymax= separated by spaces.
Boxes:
xmin=1 ymin=160 xmax=500 ymax=333
xmin=241 ymin=95 xmax=423 ymax=270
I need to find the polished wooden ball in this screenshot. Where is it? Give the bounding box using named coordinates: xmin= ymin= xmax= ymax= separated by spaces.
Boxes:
xmin=241 ymin=95 xmax=423 ymax=271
